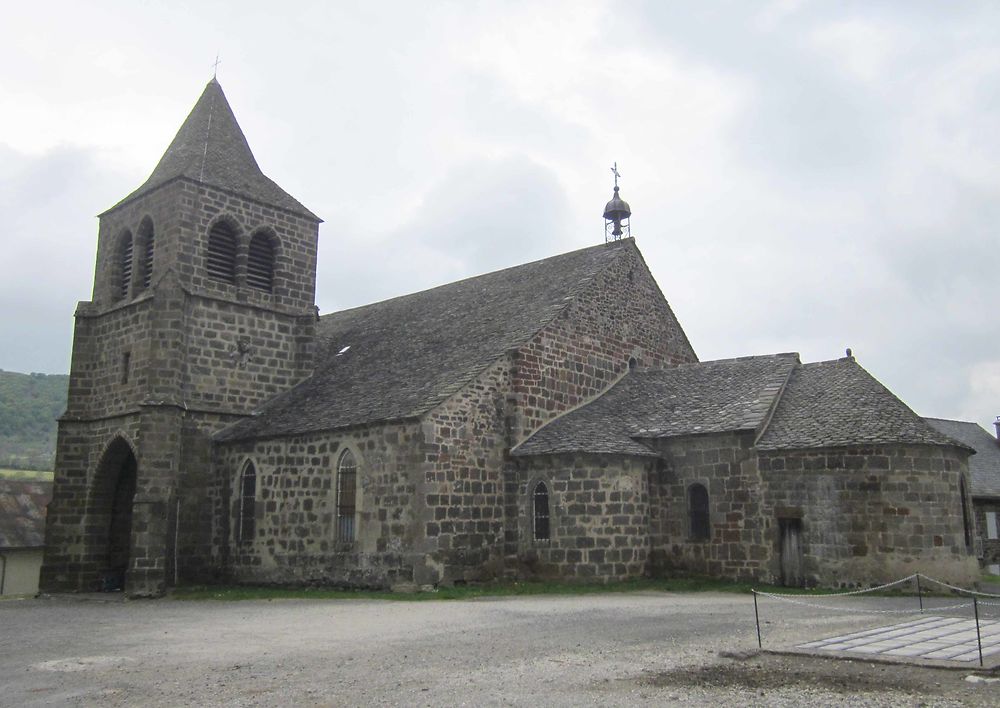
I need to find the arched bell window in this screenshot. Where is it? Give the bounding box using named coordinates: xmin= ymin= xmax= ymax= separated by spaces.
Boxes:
xmin=688 ymin=483 xmax=710 ymax=540
xmin=247 ymin=231 xmax=275 ymax=292
xmin=117 ymin=230 xmax=134 ymax=300
xmin=238 ymin=461 xmax=257 ymax=544
xmin=137 ymin=217 xmax=155 ymax=290
xmin=533 ymin=481 xmax=550 ymax=541
xmin=336 ymin=449 xmax=358 ymax=542
xmin=206 ymin=220 xmax=238 ymax=284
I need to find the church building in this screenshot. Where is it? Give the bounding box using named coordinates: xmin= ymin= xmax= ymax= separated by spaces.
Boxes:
xmin=41 ymin=80 xmax=979 ymax=596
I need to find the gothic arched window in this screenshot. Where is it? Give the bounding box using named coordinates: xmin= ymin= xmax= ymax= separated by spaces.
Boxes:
xmin=688 ymin=483 xmax=710 ymax=540
xmin=336 ymin=449 xmax=358 ymax=542
xmin=247 ymin=231 xmax=275 ymax=292
xmin=207 ymin=220 xmax=237 ymax=284
xmin=238 ymin=461 xmax=257 ymax=544
xmin=960 ymin=476 xmax=972 ymax=549
xmin=138 ymin=217 xmax=155 ymax=290
xmin=533 ymin=481 xmax=550 ymax=541
xmin=117 ymin=230 xmax=134 ymax=300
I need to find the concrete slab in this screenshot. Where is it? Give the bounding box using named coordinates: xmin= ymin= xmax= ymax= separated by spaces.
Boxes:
xmin=791 ymin=615 xmax=1000 ymax=669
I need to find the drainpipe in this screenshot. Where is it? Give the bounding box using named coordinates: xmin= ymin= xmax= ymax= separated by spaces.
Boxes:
xmin=0 ymin=552 xmax=7 ymax=595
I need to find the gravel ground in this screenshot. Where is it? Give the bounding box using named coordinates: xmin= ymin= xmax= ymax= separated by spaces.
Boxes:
xmin=0 ymin=591 xmax=997 ymax=706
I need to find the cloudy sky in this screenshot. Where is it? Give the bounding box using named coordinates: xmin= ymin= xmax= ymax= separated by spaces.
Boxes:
xmin=2 ymin=1 xmax=999 ymax=430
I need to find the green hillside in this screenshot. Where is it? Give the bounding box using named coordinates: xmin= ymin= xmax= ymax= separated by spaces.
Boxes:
xmin=0 ymin=370 xmax=69 ymax=471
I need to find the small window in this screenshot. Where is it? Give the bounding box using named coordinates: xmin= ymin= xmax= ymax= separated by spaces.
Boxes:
xmin=238 ymin=462 xmax=257 ymax=544
xmin=987 ymin=511 xmax=999 ymax=541
xmin=121 ymin=351 xmax=131 ymax=384
xmin=247 ymin=232 xmax=275 ymax=292
xmin=688 ymin=483 xmax=710 ymax=540
xmin=533 ymin=481 xmax=550 ymax=541
xmin=138 ymin=217 xmax=155 ymax=290
xmin=118 ymin=231 xmax=134 ymax=300
xmin=207 ymin=221 xmax=237 ymax=284
xmin=336 ymin=449 xmax=357 ymax=542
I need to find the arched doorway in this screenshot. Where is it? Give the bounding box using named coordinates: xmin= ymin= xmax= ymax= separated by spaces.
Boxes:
xmin=91 ymin=438 xmax=137 ymax=591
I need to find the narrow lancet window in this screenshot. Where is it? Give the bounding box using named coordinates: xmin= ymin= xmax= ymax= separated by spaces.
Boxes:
xmin=533 ymin=481 xmax=550 ymax=541
xmin=207 ymin=221 xmax=237 ymax=284
xmin=238 ymin=462 xmax=257 ymax=544
xmin=688 ymin=483 xmax=710 ymax=540
xmin=336 ymin=449 xmax=357 ymax=542
xmin=247 ymin=232 xmax=275 ymax=292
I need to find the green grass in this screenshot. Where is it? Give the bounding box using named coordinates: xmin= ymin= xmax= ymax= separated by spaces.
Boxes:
xmin=170 ymin=576 xmax=887 ymax=602
xmin=0 ymin=468 xmax=52 ymax=481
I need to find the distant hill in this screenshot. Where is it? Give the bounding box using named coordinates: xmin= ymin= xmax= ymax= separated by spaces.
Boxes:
xmin=0 ymin=370 xmax=69 ymax=471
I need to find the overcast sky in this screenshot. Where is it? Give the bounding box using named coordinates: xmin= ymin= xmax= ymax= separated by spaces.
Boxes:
xmin=2 ymin=1 xmax=999 ymax=430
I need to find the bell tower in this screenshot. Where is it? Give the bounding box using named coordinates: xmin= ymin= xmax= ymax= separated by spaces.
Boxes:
xmin=41 ymin=79 xmax=322 ymax=595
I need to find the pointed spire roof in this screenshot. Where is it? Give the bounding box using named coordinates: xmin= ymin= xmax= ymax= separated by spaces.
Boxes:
xmin=105 ymin=79 xmax=319 ymax=220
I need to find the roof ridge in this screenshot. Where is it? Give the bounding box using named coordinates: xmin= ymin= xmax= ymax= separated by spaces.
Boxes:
xmin=318 ymin=240 xmax=630 ymax=322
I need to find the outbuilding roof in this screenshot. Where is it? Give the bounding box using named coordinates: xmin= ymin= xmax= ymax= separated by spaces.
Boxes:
xmin=217 ymin=239 xmax=641 ymax=442
xmin=756 ymin=357 xmax=964 ymax=450
xmin=0 ymin=479 xmax=52 ymax=550
xmin=513 ymin=353 xmax=799 ymax=456
xmin=924 ymin=418 xmax=1000 ymax=497
xmin=105 ymin=79 xmax=318 ymax=220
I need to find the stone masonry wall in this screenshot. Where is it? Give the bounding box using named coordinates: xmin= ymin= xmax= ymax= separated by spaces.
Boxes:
xmin=647 ymin=432 xmax=770 ymax=582
xmin=509 ymin=241 xmax=697 ymax=443
xmin=759 ymin=444 xmax=979 ymax=587
xmin=511 ymin=454 xmax=653 ymax=581
xmin=214 ymin=420 xmax=424 ymax=589
xmin=418 ymin=357 xmax=513 ymax=585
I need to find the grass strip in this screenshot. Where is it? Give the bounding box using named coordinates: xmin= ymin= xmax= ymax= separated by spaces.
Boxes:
xmin=170 ymin=576 xmax=929 ymax=602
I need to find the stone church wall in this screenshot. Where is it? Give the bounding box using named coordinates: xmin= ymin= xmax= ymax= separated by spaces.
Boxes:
xmin=419 ymin=357 xmax=513 ymax=585
xmin=214 ymin=420 xmax=424 ymax=589
xmin=509 ymin=453 xmax=652 ymax=581
xmin=647 ymin=432 xmax=771 ymax=581
xmin=758 ymin=444 xmax=979 ymax=587
xmin=509 ymin=243 xmax=697 ymax=442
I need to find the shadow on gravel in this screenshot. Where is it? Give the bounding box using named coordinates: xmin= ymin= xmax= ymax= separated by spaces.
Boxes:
xmin=642 ymin=653 xmax=961 ymax=696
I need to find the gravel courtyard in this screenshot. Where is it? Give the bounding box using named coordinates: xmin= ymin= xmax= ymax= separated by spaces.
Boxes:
xmin=1 ymin=591 xmax=997 ymax=706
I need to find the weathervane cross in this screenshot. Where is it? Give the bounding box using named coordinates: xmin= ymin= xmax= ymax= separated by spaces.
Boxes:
xmin=610 ymin=162 xmax=621 ymax=188
xmin=212 ymin=54 xmax=222 ymax=79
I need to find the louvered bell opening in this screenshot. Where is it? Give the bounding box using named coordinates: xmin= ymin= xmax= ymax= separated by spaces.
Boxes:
xmin=246 ymin=234 xmax=274 ymax=292
xmin=207 ymin=223 xmax=237 ymax=284
xmin=142 ymin=233 xmax=154 ymax=289
xmin=119 ymin=235 xmax=134 ymax=300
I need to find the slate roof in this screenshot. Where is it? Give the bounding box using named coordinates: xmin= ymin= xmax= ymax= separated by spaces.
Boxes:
xmin=0 ymin=480 xmax=52 ymax=550
xmin=756 ymin=358 xmax=965 ymax=450
xmin=924 ymin=418 xmax=1000 ymax=498
xmin=104 ymin=80 xmax=318 ymax=220
xmin=513 ymin=354 xmax=800 ymax=456
xmin=217 ymin=240 xmax=639 ymax=442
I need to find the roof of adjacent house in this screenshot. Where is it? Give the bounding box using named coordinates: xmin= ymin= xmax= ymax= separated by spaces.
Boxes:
xmin=924 ymin=418 xmax=1000 ymax=497
xmin=513 ymin=353 xmax=800 ymax=456
xmin=0 ymin=479 xmax=52 ymax=550
xmin=515 ymin=354 xmax=969 ymax=457
xmin=105 ymin=79 xmax=318 ymax=220
xmin=756 ymin=358 xmax=965 ymax=451
xmin=217 ymin=239 xmax=642 ymax=442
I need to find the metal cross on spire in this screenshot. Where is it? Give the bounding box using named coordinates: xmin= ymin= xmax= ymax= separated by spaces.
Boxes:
xmin=212 ymin=54 xmax=222 ymax=79
xmin=610 ymin=162 xmax=621 ymax=188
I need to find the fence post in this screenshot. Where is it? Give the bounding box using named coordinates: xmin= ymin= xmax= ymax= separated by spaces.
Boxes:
xmin=974 ymin=596 xmax=984 ymax=668
xmin=916 ymin=574 xmax=923 ymax=614
xmin=753 ymin=589 xmax=762 ymax=649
